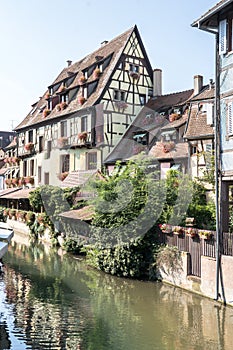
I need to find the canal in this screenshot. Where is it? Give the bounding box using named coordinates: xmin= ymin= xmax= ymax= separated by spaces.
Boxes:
xmin=1 ymin=233 xmax=233 ymax=350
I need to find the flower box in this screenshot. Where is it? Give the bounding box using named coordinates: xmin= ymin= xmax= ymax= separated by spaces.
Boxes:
xmin=24 ymin=142 xmax=34 ymax=151
xmin=173 ymin=226 xmax=184 ymax=236
xmin=185 ymin=227 xmax=197 ymax=238
xmin=159 ymin=223 xmax=172 ymax=234
xmin=199 ymin=230 xmax=213 ymax=240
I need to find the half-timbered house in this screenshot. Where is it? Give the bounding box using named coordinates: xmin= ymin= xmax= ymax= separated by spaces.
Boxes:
xmin=12 ymin=25 xmax=154 ymax=188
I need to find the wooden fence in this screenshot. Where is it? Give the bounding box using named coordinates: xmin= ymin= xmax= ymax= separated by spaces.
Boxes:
xmin=157 ymin=230 xmax=233 ymax=278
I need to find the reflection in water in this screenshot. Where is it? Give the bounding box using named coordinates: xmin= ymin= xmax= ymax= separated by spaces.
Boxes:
xmin=1 ymin=233 xmax=233 ymax=349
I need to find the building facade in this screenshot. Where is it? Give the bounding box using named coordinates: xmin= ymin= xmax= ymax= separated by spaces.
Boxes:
xmin=192 ymin=0 xmax=233 ymax=231
xmin=8 ymin=26 xmax=153 ymax=188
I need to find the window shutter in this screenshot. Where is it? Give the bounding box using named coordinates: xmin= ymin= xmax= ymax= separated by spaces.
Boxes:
xmin=206 ymin=103 xmax=214 ymax=125
xmin=228 ymin=102 xmax=233 ymax=135
xmin=219 ymin=19 xmax=227 ymax=55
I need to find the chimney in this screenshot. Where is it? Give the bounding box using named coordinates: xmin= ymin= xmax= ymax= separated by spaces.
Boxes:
xmin=67 ymin=60 xmax=72 ymax=67
xmin=101 ymin=40 xmax=108 ymax=47
xmin=194 ymin=75 xmax=203 ymax=95
xmin=153 ymin=69 xmax=162 ymax=97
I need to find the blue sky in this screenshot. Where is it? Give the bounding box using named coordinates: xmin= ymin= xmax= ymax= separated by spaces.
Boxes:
xmin=0 ymin=0 xmax=216 ymax=131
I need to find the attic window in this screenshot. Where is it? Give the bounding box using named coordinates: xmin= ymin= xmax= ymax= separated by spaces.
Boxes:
xmin=129 ymin=64 xmax=139 ymax=73
xmin=113 ymin=90 xmax=125 ymax=101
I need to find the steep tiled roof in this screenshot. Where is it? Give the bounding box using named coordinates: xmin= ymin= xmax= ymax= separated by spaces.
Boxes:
xmin=184 ymin=108 xmax=214 ymax=140
xmin=146 ymin=89 xmax=193 ymax=112
xmin=149 ymin=142 xmax=188 ymax=160
xmin=184 ymin=85 xmax=214 ymax=140
xmin=191 ymin=85 xmax=215 ymax=101
xmin=161 ymin=114 xmax=188 ymax=131
xmin=15 ymin=26 xmax=136 ymax=131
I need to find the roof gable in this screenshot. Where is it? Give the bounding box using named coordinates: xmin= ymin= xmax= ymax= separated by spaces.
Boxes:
xmin=15 ymin=25 xmax=150 ymax=131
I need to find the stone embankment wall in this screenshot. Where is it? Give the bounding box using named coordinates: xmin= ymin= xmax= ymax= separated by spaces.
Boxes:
xmin=157 ymin=251 xmax=233 ymax=307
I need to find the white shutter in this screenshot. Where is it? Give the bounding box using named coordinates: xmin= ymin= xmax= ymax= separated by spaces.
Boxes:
xmin=228 ymin=102 xmax=233 ymax=135
xmin=206 ymin=103 xmax=214 ymax=125
xmin=219 ymin=19 xmax=227 ymax=55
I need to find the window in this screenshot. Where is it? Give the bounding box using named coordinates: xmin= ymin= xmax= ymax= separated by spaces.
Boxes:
xmin=60 ymin=121 xmax=67 ymax=137
xmin=44 ymin=172 xmax=49 ymax=185
xmin=133 ymin=132 xmax=148 ymax=145
xmin=81 ymin=116 xmax=88 ymax=132
xmin=38 ymin=166 xmax=42 ymax=183
xmin=219 ymin=18 xmax=233 ymax=54
xmin=30 ymin=159 xmax=34 ymax=176
xmin=113 ymin=90 xmax=125 ymax=101
xmin=47 ymin=140 xmax=52 ymax=158
xmin=39 ymin=136 xmax=44 ymax=153
xmin=23 ymin=161 xmax=27 ymax=177
xmin=28 ymin=130 xmax=33 ymax=143
xmin=87 ymin=152 xmax=97 ymax=170
xmin=228 ymin=102 xmax=233 ymax=135
xmin=61 ymin=154 xmax=70 ymax=173
xmin=139 ymin=94 xmax=146 ymax=106
xmin=129 ymin=64 xmax=139 ymax=73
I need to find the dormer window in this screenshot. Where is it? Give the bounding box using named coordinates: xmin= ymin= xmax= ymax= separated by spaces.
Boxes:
xmin=133 ymin=132 xmax=148 ymax=145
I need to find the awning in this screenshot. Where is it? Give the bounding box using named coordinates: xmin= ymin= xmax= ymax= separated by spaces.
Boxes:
xmin=0 ymin=188 xmax=21 ymax=197
xmin=0 ymin=188 xmax=33 ymax=199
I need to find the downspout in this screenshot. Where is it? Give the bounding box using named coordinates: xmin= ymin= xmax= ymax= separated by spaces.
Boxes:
xmin=214 ymin=32 xmax=221 ymax=301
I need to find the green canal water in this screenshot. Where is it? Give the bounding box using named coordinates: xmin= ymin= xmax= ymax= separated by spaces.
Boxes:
xmin=1 ymin=232 xmax=233 ymax=350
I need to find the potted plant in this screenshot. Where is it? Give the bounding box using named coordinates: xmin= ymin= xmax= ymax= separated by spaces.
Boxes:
xmin=78 ymin=96 xmax=86 ymax=105
xmin=11 ymin=157 xmax=20 ymax=165
xmin=11 ymin=178 xmax=19 ymax=187
xmin=78 ymin=131 xmax=88 ymax=142
xmin=43 ymin=109 xmax=51 ymax=118
xmin=162 ymin=141 xmax=175 ymax=153
xmin=159 ymin=223 xmax=172 ymax=234
xmin=24 ymin=142 xmax=34 ymax=151
xmin=173 ymin=226 xmax=184 ymax=236
xmin=199 ymin=230 xmax=213 ymax=240
xmin=58 ymin=172 xmax=69 ymax=181
xmin=58 ymin=85 xmax=66 ymax=93
xmin=45 ymin=92 xmax=51 ymax=99
xmin=60 ymin=101 xmax=68 ymax=110
xmin=93 ymin=68 xmax=101 ymax=79
xmin=78 ymin=75 xmax=87 ymax=85
xmin=25 ymin=176 xmax=34 ymax=185
xmin=185 ymin=227 xmax=197 ymax=238
xmin=18 ymin=177 xmax=26 ymax=186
